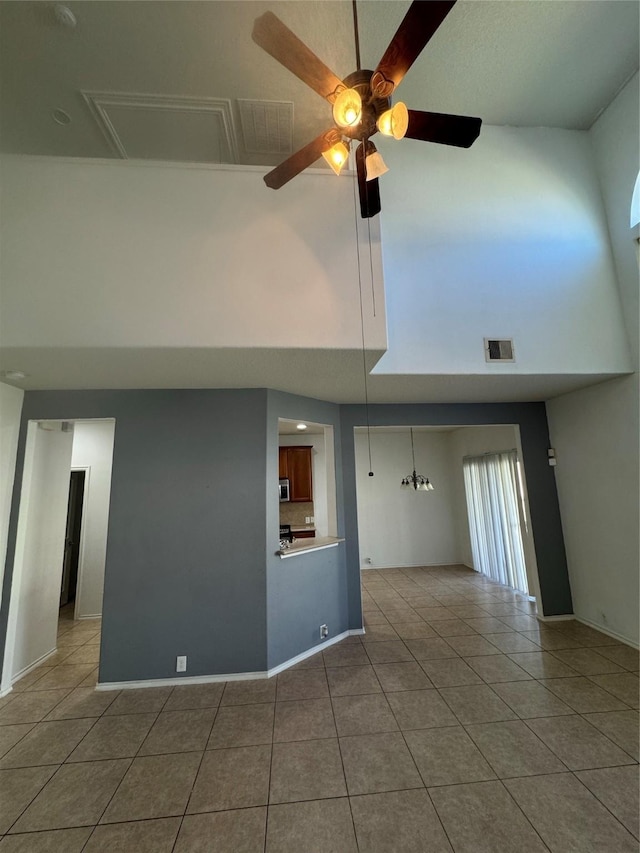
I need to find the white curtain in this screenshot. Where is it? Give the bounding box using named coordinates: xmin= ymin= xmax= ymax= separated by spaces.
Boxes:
xmin=463 ymin=451 xmax=529 ymax=594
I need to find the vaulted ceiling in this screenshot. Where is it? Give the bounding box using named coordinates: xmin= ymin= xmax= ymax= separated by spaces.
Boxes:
xmin=1 ymin=1 xmax=638 ymax=167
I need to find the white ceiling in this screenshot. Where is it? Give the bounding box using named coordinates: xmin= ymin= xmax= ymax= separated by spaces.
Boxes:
xmin=1 ymin=1 xmax=638 ymax=164
xmin=0 ymin=1 xmax=636 ymax=403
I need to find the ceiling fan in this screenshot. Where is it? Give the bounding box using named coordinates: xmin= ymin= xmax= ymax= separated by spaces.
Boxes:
xmin=252 ymin=0 xmax=482 ymax=218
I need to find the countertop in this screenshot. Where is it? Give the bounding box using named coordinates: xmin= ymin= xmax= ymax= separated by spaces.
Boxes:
xmin=276 ymin=536 xmax=344 ymax=558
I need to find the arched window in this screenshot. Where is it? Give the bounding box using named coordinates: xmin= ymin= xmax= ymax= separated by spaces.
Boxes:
xmin=631 ymin=171 xmax=640 ymax=229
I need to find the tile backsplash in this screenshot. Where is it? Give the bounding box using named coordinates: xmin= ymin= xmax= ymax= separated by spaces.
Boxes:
xmin=280 ymin=501 xmax=314 ymax=527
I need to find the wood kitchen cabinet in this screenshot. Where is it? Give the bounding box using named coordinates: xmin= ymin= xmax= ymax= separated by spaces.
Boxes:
xmin=279 ymin=446 xmax=313 ymax=502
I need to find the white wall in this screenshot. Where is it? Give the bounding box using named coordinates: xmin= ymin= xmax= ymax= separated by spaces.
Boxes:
xmin=70 ymin=420 xmax=115 ymax=618
xmin=0 ymin=157 xmax=385 ymax=354
xmin=0 ymin=383 xmax=23 ymax=612
xmin=279 ymin=432 xmax=329 ymax=537
xmin=448 ymin=426 xmax=522 ymax=569
xmin=547 ymin=74 xmax=639 ymax=647
xmin=355 ymin=430 xmax=459 ymax=569
xmin=374 ymin=125 xmax=631 ymax=377
xmin=2 ymin=422 xmax=74 ymax=689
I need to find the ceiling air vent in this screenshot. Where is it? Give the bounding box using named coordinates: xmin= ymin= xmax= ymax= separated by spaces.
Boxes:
xmin=238 ymin=99 xmax=293 ymax=155
xmin=484 ymin=338 xmax=515 ymax=363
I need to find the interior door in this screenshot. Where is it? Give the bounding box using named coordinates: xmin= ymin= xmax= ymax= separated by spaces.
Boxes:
xmin=59 ymin=471 xmax=85 ymax=608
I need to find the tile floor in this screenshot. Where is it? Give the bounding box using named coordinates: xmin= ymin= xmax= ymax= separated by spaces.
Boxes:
xmin=0 ymin=566 xmax=638 ymax=851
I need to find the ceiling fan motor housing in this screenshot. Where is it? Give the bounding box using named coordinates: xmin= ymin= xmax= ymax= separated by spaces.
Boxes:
xmin=341 ymin=70 xmax=391 ymax=141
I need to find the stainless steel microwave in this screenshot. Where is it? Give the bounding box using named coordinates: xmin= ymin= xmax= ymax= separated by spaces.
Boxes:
xmin=278 ymin=479 xmax=290 ymax=502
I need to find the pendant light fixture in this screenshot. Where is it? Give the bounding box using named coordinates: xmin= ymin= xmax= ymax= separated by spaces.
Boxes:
xmin=400 ymin=428 xmax=434 ymax=491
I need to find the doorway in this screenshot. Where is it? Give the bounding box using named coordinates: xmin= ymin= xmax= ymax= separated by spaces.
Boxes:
xmin=59 ymin=470 xmax=86 ymax=611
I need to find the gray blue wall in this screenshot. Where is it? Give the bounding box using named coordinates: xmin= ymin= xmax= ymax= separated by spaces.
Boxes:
xmin=0 ymin=391 xmax=572 ymax=686
xmin=266 ymin=391 xmax=348 ymax=669
xmin=340 ymin=402 xmax=573 ymax=629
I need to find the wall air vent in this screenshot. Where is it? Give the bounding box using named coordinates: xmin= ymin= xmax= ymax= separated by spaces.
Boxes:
xmin=484 ymin=338 xmax=515 ymax=362
xmin=238 ymin=99 xmax=293 ymax=155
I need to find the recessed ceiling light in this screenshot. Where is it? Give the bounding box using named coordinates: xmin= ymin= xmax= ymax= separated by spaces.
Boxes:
xmin=296 ymin=423 xmax=308 ymax=431
xmin=1 ymin=370 xmax=27 ymax=381
xmin=53 ymin=4 xmax=77 ymax=29
xmin=52 ymin=108 xmax=72 ymax=126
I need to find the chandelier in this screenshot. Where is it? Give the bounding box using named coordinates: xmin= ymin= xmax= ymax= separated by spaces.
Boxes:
xmin=400 ymin=428 xmax=434 ymax=491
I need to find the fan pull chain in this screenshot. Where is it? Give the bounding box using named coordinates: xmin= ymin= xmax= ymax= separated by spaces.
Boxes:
xmin=352 ymin=0 xmax=361 ymax=71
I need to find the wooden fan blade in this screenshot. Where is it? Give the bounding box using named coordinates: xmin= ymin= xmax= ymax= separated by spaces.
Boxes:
xmin=371 ymin=1 xmax=457 ymax=97
xmin=356 ymin=142 xmax=381 ymax=219
xmin=253 ymin=12 xmax=345 ymax=103
xmin=264 ymin=130 xmax=337 ymax=190
xmin=405 ymin=110 xmax=482 ymax=148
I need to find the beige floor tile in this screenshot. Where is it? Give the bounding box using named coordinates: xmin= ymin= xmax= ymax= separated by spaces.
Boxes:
xmin=10 ymin=759 xmax=130 ymax=832
xmin=350 ymin=788 xmax=453 ymax=853
xmin=497 ymin=614 xmax=540 ymax=632
xmin=387 ymin=689 xmax=457 ymax=731
xmin=77 ymin=669 xmax=99 ymax=689
xmin=518 ymin=629 xmax=582 ymax=651
xmin=595 ymin=644 xmax=640 ymax=671
xmin=575 ymin=765 xmax=640 ymax=838
xmin=11 ymin=667 xmax=55 ymax=693
xmin=0 ymin=725 xmax=34 ymax=760
xmin=0 ymin=718 xmax=95 ymax=768
xmin=188 ymin=744 xmax=271 ymax=813
xmin=483 ymin=633 xmax=541 ymax=654
xmin=100 ymin=752 xmax=202 ymax=823
xmin=364 ymin=641 xmax=414 ymax=664
xmin=540 ymin=676 xmax=628 ymax=713
xmin=104 ymin=687 xmax=172 ymax=716
xmin=164 ymin=682 xmax=224 ymax=711
xmin=0 ymin=826 xmax=93 ymax=852
xmin=448 ymin=605 xmax=493 ymax=619
xmin=372 ymin=662 xmax=432 ymax=692
xmin=419 ymin=658 xmax=482 ymax=688
xmin=431 ymin=619 xmax=478 ymax=638
xmin=266 ymin=798 xmax=358 ymax=853
xmin=61 ymin=645 xmax=101 ymax=666
xmin=413 ymin=607 xmax=451 ymax=622
xmin=391 ymin=622 xmax=438 ymax=640
xmin=0 ymin=765 xmax=58 ymax=834
xmin=276 ymin=669 xmax=329 ymax=701
xmin=138 ymin=708 xmax=216 ymax=755
xmin=207 ymin=703 xmax=274 ymax=749
xmin=462 ymin=617 xmax=514 ymax=634
xmin=274 ymin=698 xmax=337 ymax=742
xmin=326 ymin=665 xmax=382 ymax=697
xmin=491 ymin=680 xmax=574 ymax=718
xmin=506 ymin=651 xmax=578 ymax=679
xmin=465 ymin=655 xmax=532 ymax=683
xmin=361 ymin=624 xmax=401 ymax=643
xmin=44 ymin=688 xmax=119 ymax=721
xmin=429 ymin=780 xmax=549 ymax=853
xmin=270 ymin=738 xmax=346 ymax=804
xmin=403 ymin=639 xmax=457 ymax=661
xmin=589 ymin=672 xmax=639 ymax=707
xmin=438 ymin=684 xmax=518 ymax=724
xmin=332 ymin=694 xmax=398 ymax=737
xmin=404 ymin=726 xmax=495 ymax=787
xmin=339 ymin=731 xmax=423 ymax=795
xmin=0 ymin=691 xmax=71 ymax=726
xmin=466 ymin=719 xmax=567 ymax=778
xmin=525 ymin=714 xmax=637 ymax=770
xmin=220 ymin=678 xmax=276 ymax=706
xmin=506 ymin=772 xmax=638 ymax=851
xmin=83 ymin=817 xmax=181 ymax=853
xmin=323 ymin=643 xmax=370 ymax=667
xmin=551 ymin=647 xmax=626 ymax=675
xmin=28 ymin=665 xmax=96 ymax=691
xmin=583 ymin=710 xmax=639 ymax=760
xmin=175 ymin=808 xmax=266 ymax=853
xmin=67 ymin=713 xmax=156 ymax=761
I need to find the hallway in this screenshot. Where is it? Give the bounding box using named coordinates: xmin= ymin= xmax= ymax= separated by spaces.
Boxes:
xmin=0 ymin=565 xmax=637 ymax=851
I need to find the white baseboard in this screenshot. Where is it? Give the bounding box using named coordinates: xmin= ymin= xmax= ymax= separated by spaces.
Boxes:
xmin=0 ymin=685 xmax=13 ymax=698
xmin=537 ymin=614 xmax=575 ymax=623
xmin=12 ymin=647 xmax=58 ymax=685
xmin=77 ymin=614 xmax=101 ymax=621
xmin=574 ymin=615 xmax=639 ymax=650
xmin=360 ymin=562 xmax=464 ymax=571
xmin=97 ymin=628 xmax=365 ymax=691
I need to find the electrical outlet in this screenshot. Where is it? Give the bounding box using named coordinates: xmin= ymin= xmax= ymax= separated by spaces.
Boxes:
xmin=176 ymin=655 xmax=187 ymax=672
xmin=305 ymin=516 xmax=310 ymax=523
xmin=320 ymin=624 xmax=329 ymax=639
xmin=310 ymin=516 xmax=315 ymax=523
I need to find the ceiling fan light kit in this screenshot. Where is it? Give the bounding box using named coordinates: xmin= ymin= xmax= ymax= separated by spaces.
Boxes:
xmin=252 ymin=0 xmax=482 ymax=218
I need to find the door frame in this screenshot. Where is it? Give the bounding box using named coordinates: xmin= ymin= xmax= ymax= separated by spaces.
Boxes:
xmin=68 ymin=466 xmax=90 ymax=621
